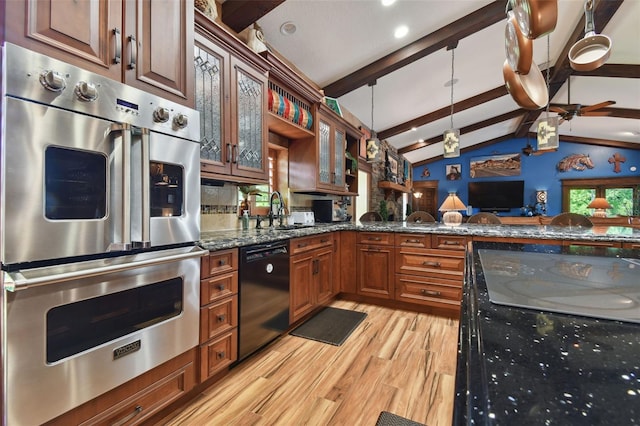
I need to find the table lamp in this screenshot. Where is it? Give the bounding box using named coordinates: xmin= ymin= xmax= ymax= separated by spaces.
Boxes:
xmin=439 ymin=192 xmax=467 ymax=226
xmin=587 ymin=197 xmax=611 ymax=218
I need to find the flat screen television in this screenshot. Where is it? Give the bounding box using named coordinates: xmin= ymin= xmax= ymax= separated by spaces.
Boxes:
xmin=468 ymin=180 xmax=524 ymax=212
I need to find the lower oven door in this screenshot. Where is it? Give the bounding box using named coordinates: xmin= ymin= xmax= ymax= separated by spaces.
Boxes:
xmin=2 ymin=246 xmax=204 ymax=425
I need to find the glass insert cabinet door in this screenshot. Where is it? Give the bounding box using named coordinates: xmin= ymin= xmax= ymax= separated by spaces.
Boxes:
xmin=333 ymin=128 xmax=345 ymax=189
xmin=318 ymin=119 xmax=331 ymax=186
xmin=234 ymin=65 xmax=266 ymax=176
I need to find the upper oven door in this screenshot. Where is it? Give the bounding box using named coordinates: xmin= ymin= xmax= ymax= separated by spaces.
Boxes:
xmin=1 ymin=97 xmax=127 ymax=264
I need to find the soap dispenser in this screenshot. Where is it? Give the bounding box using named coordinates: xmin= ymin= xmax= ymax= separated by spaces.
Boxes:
xmin=242 ymin=210 xmax=249 ymax=230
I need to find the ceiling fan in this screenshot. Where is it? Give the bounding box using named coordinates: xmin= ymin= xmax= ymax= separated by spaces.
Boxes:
xmin=549 ymin=77 xmax=615 ymax=124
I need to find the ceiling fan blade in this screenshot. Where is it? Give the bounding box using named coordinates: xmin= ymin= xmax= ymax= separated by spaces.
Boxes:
xmin=549 ymin=106 xmax=569 ymax=114
xmin=533 ymin=148 xmax=557 ymax=155
xmin=580 ymin=100 xmax=616 ymax=113
xmin=580 ymin=111 xmax=612 ymax=117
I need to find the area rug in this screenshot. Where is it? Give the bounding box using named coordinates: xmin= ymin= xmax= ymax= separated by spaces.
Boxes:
xmin=375 ymin=411 xmax=426 ymax=426
xmin=290 ymin=306 xmax=367 ymax=346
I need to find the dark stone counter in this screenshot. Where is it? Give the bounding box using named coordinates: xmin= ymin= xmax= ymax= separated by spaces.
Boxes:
xmin=199 ymin=222 xmax=640 ymax=250
xmin=455 ymin=241 xmax=640 ymax=425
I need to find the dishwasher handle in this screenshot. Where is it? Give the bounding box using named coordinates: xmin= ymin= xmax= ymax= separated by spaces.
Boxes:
xmin=243 ymin=243 xmax=289 ymax=260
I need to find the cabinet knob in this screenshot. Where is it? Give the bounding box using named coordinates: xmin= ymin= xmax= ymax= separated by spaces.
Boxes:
xmin=217 ymin=314 xmax=226 ymax=323
xmin=217 ymin=284 xmax=226 ymax=291
xmin=217 ymin=351 xmax=226 ymax=359
xmin=219 ymin=259 xmax=226 ymax=266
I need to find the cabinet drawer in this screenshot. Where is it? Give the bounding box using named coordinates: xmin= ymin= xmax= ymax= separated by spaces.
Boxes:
xmin=200 ymin=296 xmax=238 ymax=343
xmin=396 ymin=248 xmax=464 ymax=278
xmin=395 ymin=233 xmax=431 ymax=248
xmin=432 ymin=234 xmax=467 ymax=250
xmin=290 ymin=234 xmax=333 ymax=255
xmin=201 ymin=271 xmax=238 ymax=305
xmin=396 ymin=274 xmax=462 ymax=308
xmin=201 ymin=249 xmax=238 ymax=278
xmin=357 ymin=232 xmax=393 ymax=246
xmin=200 ymin=329 xmax=238 ymax=381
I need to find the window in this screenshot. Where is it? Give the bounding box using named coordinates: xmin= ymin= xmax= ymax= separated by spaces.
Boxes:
xmin=562 ymin=177 xmax=640 ymax=217
xmin=238 ymin=148 xmax=280 ymax=215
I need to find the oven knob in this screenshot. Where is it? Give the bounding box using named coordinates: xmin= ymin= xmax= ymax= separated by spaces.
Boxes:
xmin=39 ymin=70 xmax=66 ymax=92
xmin=173 ymin=113 xmax=188 ymax=129
xmin=153 ymin=107 xmax=170 ymax=123
xmin=75 ymin=81 xmax=98 ymax=101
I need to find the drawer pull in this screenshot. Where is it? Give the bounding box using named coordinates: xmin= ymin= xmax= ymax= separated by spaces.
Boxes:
xmin=405 ymin=239 xmax=420 ymax=243
xmin=217 ymin=314 xmax=226 ymax=323
xmin=368 ymin=246 xmax=380 ymax=251
xmin=423 ymin=261 xmax=441 ymax=267
xmin=367 ymin=236 xmax=382 ymax=241
xmin=320 ymin=238 xmax=329 ymax=243
xmin=216 ymin=351 xmax=226 ymax=359
xmin=421 ymin=289 xmax=441 ymax=296
xmin=217 ymin=284 xmax=225 ymax=291
xmin=111 ymin=405 xmax=142 ymax=426
xmin=219 ymin=259 xmax=226 ymax=266
xmin=298 ymin=242 xmax=309 ymax=248
xmin=443 ymin=240 xmax=460 ymax=246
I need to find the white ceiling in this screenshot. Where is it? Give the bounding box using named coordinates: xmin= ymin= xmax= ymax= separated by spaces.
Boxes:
xmin=253 ymin=0 xmax=640 ymax=164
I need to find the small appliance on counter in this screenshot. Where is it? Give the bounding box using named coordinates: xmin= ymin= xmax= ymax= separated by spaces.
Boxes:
xmin=291 ymin=211 xmax=315 ymax=226
xmin=312 ymin=199 xmax=349 ymax=223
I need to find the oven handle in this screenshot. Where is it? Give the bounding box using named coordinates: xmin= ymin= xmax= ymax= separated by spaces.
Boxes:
xmin=133 ymin=127 xmax=151 ymax=248
xmin=109 ymin=123 xmax=132 ymax=251
xmin=3 ymin=247 xmax=207 ymax=292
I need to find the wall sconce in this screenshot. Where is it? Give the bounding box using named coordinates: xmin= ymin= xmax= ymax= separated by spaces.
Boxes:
xmin=587 ymin=197 xmax=611 ymax=217
xmin=439 ymin=192 xmax=467 ymax=226
xmin=413 ymin=191 xmax=423 ymax=199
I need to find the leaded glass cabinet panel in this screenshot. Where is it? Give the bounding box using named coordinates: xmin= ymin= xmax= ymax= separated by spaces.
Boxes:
xmin=318 ymin=119 xmax=331 ymax=186
xmin=334 ymin=128 xmax=345 ymax=189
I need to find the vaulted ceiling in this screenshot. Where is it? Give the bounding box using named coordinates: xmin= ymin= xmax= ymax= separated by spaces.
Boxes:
xmin=218 ymin=0 xmax=640 ymax=166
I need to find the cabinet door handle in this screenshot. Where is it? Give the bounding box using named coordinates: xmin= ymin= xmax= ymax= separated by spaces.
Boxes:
xmin=313 ymin=259 xmax=319 ymax=275
xmin=217 ymin=351 xmax=226 ymax=359
xmin=423 ymin=261 xmax=441 ymax=267
xmin=232 ymin=145 xmax=238 ymax=164
xmin=113 ymin=28 xmax=121 ymax=64
xmin=217 ymin=314 xmax=226 ymax=323
xmin=226 ymin=143 xmax=232 ymax=163
xmin=111 ymin=405 xmax=142 ymax=426
xmin=421 ymin=289 xmax=441 ymax=296
xmin=128 ymin=35 xmax=137 ymax=69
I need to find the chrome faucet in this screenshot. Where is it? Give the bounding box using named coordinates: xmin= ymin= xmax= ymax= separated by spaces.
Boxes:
xmin=268 ymin=191 xmax=285 ymax=227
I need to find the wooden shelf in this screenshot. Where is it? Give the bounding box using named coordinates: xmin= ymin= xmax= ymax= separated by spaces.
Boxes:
xmin=267 ymin=112 xmax=314 ymax=139
xmin=378 ymin=180 xmax=412 ymax=199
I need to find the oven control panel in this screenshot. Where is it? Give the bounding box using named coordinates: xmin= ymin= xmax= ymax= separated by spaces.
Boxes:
xmin=3 ymin=42 xmax=200 ymax=142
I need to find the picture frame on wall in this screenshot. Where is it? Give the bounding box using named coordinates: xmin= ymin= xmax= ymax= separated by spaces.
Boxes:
xmin=446 ymin=164 xmax=462 ymax=180
xmin=386 ymin=153 xmax=398 ymax=182
xmin=470 ymin=153 xmax=521 ymax=178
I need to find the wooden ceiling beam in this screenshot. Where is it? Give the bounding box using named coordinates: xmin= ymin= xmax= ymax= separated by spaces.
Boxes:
xmin=412 ymin=134 xmax=515 ymax=167
xmin=221 ymin=0 xmax=286 ymax=33
xmin=572 ymin=64 xmax=640 ymax=78
xmin=322 ymin=1 xmax=505 ymax=98
xmin=379 ymin=86 xmax=509 ymax=140
xmin=399 ymin=109 xmax=525 ymax=154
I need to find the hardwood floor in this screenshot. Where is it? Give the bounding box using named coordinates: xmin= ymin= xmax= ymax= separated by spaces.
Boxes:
xmin=160 ymin=300 xmax=459 ymax=426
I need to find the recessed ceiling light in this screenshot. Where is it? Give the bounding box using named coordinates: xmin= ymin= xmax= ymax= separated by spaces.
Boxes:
xmin=394 ymin=25 xmax=408 ymax=39
xmin=418 ymin=138 xmax=425 ymax=143
xmin=280 ymin=21 xmax=297 ymax=36
xmin=382 ymin=0 xmax=396 ymax=6
xmin=411 ymin=127 xmax=417 ymax=131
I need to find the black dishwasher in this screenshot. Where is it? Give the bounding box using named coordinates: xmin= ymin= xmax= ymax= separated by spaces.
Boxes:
xmin=238 ymin=241 xmax=290 ymax=361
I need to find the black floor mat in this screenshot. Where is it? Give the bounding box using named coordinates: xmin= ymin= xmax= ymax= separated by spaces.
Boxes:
xmin=290 ymin=306 xmax=367 ymax=346
xmin=375 ymin=411 xmax=426 ymax=426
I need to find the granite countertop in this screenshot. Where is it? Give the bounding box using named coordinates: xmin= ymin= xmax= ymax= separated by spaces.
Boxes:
xmin=199 ymin=222 xmax=640 ymax=251
xmin=455 ymin=241 xmax=640 ymax=425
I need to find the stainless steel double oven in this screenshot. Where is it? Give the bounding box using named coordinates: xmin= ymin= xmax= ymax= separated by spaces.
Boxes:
xmin=1 ymin=43 xmax=204 ymax=425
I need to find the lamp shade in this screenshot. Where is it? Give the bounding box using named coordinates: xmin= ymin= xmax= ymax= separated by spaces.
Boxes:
xmin=439 ymin=193 xmax=467 ymax=226
xmin=587 ymin=197 xmax=611 ymax=218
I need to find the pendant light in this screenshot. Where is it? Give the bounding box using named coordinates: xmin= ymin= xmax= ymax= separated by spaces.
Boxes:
xmin=443 ymin=45 xmax=460 ymax=158
xmin=365 ymin=81 xmax=381 ymax=162
xmin=537 ymin=34 xmax=559 ymax=150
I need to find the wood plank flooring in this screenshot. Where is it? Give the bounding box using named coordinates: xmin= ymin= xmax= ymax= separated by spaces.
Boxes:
xmin=160 ymin=300 xmax=459 ymax=426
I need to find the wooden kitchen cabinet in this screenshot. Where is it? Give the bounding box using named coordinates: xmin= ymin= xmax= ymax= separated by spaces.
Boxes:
xmin=199 ymin=248 xmax=239 ymax=382
xmin=45 ymin=349 xmax=196 ymax=426
xmin=290 ymin=233 xmax=335 ymax=323
xmin=195 ymin=14 xmax=270 ymax=183
xmin=357 ymin=232 xmax=394 ymax=299
xmin=395 ymin=235 xmax=467 ymax=312
xmin=289 ymin=103 xmax=362 ymax=195
xmin=4 ymin=0 xmax=194 ymax=106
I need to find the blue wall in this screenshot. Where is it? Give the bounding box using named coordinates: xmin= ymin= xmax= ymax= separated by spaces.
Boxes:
xmin=412 ymin=137 xmax=640 ymax=217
